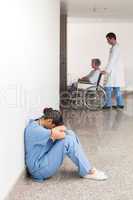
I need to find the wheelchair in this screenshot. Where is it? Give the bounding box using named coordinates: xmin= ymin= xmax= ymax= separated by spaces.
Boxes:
xmin=69 ymin=73 xmax=106 ymax=110
xmin=60 ymin=73 xmax=106 ymax=111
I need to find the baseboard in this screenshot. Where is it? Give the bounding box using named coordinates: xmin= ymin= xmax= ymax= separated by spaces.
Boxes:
xmin=122 ymin=90 xmax=133 ymax=97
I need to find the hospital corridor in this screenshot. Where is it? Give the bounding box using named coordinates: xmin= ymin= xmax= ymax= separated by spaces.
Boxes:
xmin=6 ymin=95 xmax=133 ymax=200
xmin=1 ymin=0 xmax=133 ymax=200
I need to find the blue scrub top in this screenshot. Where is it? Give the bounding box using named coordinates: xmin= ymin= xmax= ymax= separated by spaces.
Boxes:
xmin=24 ymin=119 xmax=53 ymax=174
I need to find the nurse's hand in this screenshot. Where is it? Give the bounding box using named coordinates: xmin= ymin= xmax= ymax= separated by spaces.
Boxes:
xmin=55 ymin=125 xmax=66 ymax=132
xmin=101 ymin=70 xmax=107 ymax=74
xmin=51 ymin=127 xmax=66 ymax=141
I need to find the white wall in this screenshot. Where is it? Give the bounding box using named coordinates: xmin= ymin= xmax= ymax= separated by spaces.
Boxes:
xmin=0 ymin=0 xmax=60 ymax=199
xmin=67 ymin=18 xmax=133 ymax=90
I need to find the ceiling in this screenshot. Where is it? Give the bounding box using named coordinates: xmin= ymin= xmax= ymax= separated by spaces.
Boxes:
xmin=61 ymin=0 xmax=133 ymax=18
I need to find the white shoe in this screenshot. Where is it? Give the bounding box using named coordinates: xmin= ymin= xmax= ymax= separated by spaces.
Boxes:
xmin=83 ymin=168 xmax=108 ymax=181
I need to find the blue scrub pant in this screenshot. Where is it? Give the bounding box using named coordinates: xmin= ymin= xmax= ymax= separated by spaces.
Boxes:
xmin=105 ymin=87 xmax=124 ymax=107
xmin=32 ymin=131 xmax=92 ymax=181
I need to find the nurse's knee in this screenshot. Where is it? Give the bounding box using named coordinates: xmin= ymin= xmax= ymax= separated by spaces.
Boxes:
xmin=66 ymin=130 xmax=76 ymax=138
xmin=65 ymin=131 xmax=78 ymax=146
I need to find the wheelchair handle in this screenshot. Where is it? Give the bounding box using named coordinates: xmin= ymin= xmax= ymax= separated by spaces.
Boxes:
xmin=96 ymin=72 xmax=103 ymax=87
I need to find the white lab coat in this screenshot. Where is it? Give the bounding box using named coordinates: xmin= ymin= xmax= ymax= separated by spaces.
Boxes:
xmin=105 ymin=43 xmax=125 ymax=87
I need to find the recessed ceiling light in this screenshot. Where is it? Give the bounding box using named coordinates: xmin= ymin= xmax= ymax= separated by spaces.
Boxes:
xmin=89 ymin=7 xmax=108 ymax=13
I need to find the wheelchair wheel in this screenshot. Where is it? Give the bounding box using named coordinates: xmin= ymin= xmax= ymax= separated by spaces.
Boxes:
xmin=85 ymin=85 xmax=106 ymax=111
xmin=71 ymin=89 xmax=84 ymax=109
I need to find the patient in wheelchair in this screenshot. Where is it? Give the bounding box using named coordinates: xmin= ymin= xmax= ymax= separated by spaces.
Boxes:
xmin=70 ymin=58 xmax=101 ymax=92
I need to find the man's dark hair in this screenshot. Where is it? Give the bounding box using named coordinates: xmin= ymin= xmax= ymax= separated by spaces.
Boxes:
xmin=106 ymin=32 xmax=116 ymax=40
xmin=43 ymin=108 xmax=64 ymax=126
xmin=92 ymin=58 xmax=101 ymax=66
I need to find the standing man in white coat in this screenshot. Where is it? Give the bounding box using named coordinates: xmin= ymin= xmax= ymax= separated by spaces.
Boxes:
xmin=103 ymin=32 xmax=125 ymax=109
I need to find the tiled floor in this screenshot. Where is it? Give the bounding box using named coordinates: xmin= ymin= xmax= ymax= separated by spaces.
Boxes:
xmin=7 ymin=95 xmax=133 ymax=200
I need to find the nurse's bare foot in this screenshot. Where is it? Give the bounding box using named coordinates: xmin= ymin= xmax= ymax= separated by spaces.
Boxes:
xmin=83 ymin=168 xmax=108 ymax=181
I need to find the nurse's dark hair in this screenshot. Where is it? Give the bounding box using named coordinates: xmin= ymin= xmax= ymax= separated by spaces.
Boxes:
xmin=106 ymin=32 xmax=116 ymax=40
xmin=42 ymin=108 xmax=64 ymax=126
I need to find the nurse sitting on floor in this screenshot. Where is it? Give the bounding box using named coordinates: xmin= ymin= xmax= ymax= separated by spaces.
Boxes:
xmin=24 ymin=108 xmax=108 ymax=182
